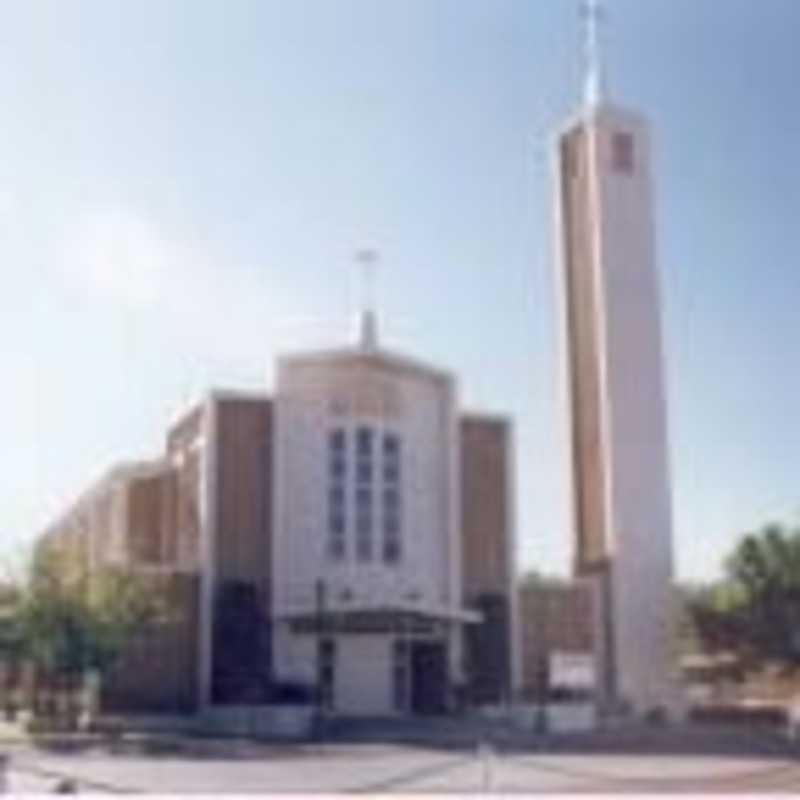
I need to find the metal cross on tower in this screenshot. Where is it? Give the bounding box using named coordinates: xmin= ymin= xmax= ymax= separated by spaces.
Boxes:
xmin=580 ymin=0 xmax=608 ymax=108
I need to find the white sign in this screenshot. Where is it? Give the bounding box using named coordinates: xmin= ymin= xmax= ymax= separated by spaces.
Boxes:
xmin=549 ymin=651 xmax=595 ymax=689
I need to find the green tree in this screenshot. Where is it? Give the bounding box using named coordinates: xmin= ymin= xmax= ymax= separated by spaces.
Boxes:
xmin=688 ymin=522 xmax=800 ymax=664
xmin=725 ymin=524 xmax=800 ymax=661
xmin=16 ymin=543 xmax=172 ymax=679
xmin=683 ymin=581 xmax=749 ymax=655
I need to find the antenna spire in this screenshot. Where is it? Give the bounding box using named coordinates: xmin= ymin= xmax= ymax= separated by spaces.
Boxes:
xmin=355 ymin=248 xmax=379 ymax=351
xmin=581 ymin=0 xmax=607 ymax=108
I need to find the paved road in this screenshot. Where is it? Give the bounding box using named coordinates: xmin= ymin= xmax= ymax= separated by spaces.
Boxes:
xmin=5 ymin=734 xmax=800 ymax=794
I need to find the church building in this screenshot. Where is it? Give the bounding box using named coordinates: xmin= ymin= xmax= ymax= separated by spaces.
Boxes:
xmin=37 ymin=306 xmax=519 ymax=718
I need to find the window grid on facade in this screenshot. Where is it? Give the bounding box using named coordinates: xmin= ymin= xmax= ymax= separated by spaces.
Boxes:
xmin=327 ymin=424 xmax=403 ymax=565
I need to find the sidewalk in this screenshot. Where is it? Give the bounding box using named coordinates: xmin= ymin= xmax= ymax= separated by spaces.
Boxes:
xmin=0 ymin=719 xmax=327 ymax=762
xmin=0 ymin=717 xmax=192 ymax=756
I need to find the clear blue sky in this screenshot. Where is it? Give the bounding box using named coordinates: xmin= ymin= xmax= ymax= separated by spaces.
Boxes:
xmin=1 ymin=0 xmax=798 ymax=581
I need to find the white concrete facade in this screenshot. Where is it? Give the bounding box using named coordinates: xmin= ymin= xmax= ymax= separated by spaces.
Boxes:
xmin=273 ymin=348 xmax=459 ymax=621
xmin=271 ymin=344 xmax=470 ymax=715
xmin=557 ymin=103 xmax=679 ymax=716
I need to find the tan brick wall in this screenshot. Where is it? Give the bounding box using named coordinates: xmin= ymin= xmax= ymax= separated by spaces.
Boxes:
xmin=214 ymin=398 xmax=273 ymax=602
xmin=460 ymin=416 xmax=510 ymax=597
xmin=102 ymin=573 xmax=200 ymax=713
xmin=126 ymin=472 xmax=176 ymax=565
xmin=40 ymin=463 xmax=180 ymax=574
xmin=208 ymin=398 xmax=273 ymax=703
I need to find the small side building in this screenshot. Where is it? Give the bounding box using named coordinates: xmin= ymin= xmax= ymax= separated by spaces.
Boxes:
xmin=519 ymin=577 xmax=594 ymax=702
xmin=35 ymin=456 xmax=202 ymax=713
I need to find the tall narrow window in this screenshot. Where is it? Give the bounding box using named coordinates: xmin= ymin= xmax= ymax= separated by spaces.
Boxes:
xmin=355 ymin=426 xmax=374 ymax=562
xmin=612 ymin=131 xmax=634 ymax=173
xmin=327 ymin=428 xmax=347 ymax=560
xmin=356 ymin=426 xmax=373 ymax=457
xmin=330 ymin=429 xmax=346 ymax=451
xmin=356 ymin=514 xmax=373 ymax=561
xmin=382 ymin=433 xmax=402 ymax=564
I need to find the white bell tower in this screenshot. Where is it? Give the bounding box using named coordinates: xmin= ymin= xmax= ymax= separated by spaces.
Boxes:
xmin=555 ymin=1 xmax=681 ymax=717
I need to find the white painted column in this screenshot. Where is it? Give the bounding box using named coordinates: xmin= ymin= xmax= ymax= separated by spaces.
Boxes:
xmin=197 ymin=396 xmax=219 ymax=710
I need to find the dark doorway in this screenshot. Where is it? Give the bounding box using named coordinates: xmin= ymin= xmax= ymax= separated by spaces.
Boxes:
xmin=464 ymin=593 xmax=510 ymax=705
xmin=411 ymin=641 xmax=447 ymax=715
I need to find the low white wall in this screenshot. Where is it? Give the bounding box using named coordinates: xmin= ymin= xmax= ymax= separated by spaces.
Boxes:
xmin=201 ymin=705 xmax=314 ymax=739
xmin=511 ymin=703 xmax=596 ymax=734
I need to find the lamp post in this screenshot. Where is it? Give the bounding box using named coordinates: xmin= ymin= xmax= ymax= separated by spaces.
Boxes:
xmin=314 ymin=579 xmax=327 ymax=735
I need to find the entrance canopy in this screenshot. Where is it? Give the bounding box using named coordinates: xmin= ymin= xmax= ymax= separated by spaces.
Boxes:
xmin=277 ymin=603 xmax=482 ymax=635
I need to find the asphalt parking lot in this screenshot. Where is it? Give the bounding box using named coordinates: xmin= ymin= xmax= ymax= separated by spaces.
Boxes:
xmin=5 ymin=723 xmax=800 ymax=794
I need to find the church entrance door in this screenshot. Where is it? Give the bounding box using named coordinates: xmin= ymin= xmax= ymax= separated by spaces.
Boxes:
xmin=410 ymin=641 xmax=447 ymax=715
